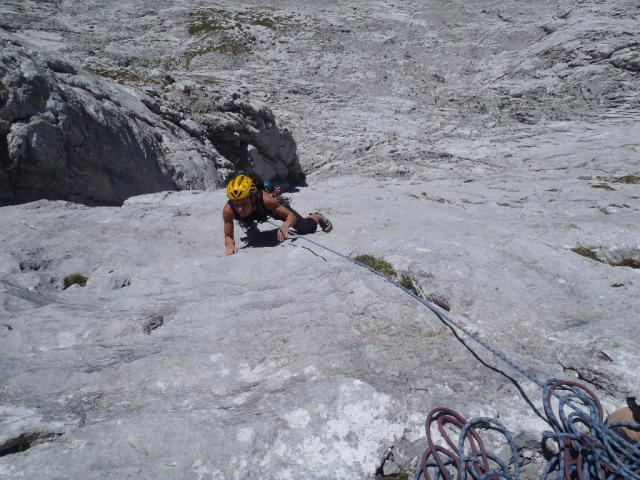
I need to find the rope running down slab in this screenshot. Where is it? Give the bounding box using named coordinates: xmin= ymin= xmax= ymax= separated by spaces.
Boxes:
xmin=278 ymin=227 xmax=640 ymax=479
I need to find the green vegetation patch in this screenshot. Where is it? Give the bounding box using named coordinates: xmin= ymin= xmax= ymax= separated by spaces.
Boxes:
xmin=84 ymin=66 xmax=154 ymax=85
xmin=571 ymin=246 xmax=602 ymax=263
xmin=354 ymin=254 xmax=396 ymax=277
xmin=185 ymin=8 xmax=287 ymax=66
xmin=64 ymin=273 xmax=88 ymax=289
xmin=612 ymin=174 xmax=640 ymax=184
xmin=591 ymin=183 xmax=615 ymax=191
xmin=189 ymin=10 xmax=281 ymax=35
xmin=188 ymin=16 xmax=228 ymax=35
xmin=252 ymin=17 xmax=276 ymax=29
xmin=354 ymin=254 xmax=422 ymax=296
xmin=0 ymin=81 xmax=6 ymax=91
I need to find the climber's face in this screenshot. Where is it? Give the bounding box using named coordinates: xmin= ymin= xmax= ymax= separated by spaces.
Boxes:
xmin=232 ymin=198 xmax=254 ymax=218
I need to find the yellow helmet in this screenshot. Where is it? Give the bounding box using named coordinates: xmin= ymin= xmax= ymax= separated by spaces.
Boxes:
xmin=226 ymin=175 xmax=257 ymax=200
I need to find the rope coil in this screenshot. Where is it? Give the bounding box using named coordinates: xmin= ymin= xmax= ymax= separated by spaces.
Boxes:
xmin=540 ymin=379 xmax=640 ymax=480
xmin=416 ymin=408 xmax=520 ymax=480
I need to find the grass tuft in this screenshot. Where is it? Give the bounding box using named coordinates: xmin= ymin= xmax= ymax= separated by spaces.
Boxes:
xmin=399 ymin=274 xmax=420 ymax=296
xmin=253 ymin=17 xmax=276 ymax=29
xmin=354 ymin=254 xmax=396 ymax=277
xmin=354 ymin=254 xmax=421 ymax=295
xmin=612 ymin=174 xmax=640 ymax=184
xmin=188 ymin=17 xmax=227 ymax=35
xmin=570 ymin=246 xmax=601 ymax=263
xmin=353 ymin=253 xmax=451 ymax=310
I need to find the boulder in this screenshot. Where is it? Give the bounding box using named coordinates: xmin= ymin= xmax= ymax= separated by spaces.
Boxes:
xmin=610 ymin=46 xmax=640 ymax=73
xmin=0 ymin=32 xmax=305 ymax=206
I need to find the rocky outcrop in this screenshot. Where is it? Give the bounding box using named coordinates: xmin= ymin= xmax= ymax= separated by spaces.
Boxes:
xmin=0 ymin=31 xmax=304 ymax=206
xmin=160 ymin=82 xmax=305 ymax=188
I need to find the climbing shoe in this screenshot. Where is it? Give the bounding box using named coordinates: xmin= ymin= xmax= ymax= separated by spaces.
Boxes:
xmin=314 ymin=212 xmax=333 ymax=233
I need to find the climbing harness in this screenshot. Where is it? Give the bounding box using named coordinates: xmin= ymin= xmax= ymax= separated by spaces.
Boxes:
xmin=278 ymin=226 xmax=640 ymax=480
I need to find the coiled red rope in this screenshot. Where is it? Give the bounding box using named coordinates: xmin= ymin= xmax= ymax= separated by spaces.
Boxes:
xmin=414 ymin=381 xmax=640 ymax=480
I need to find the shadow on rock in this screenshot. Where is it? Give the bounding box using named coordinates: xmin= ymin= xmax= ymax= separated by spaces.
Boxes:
xmin=240 ymin=228 xmax=280 ymax=248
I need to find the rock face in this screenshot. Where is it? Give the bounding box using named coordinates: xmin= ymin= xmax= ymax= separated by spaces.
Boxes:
xmin=0 ymin=36 xmax=174 ymax=205
xmin=1 ymin=168 xmax=639 ymax=478
xmin=0 ymin=32 xmax=304 ymax=206
xmin=1 ymin=0 xmax=639 ymax=479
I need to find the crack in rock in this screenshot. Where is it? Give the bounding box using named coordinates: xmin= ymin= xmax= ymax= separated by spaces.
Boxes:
xmin=559 ymin=362 xmax=627 ymax=397
xmin=0 ymin=431 xmax=63 ymax=457
xmin=18 ymin=258 xmax=52 ymax=272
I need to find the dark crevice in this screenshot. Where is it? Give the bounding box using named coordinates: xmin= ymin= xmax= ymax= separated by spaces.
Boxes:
xmin=142 ymin=314 xmax=163 ymax=335
xmin=613 ymin=258 xmax=640 ymax=269
xmin=0 ymin=432 xmax=63 ymax=457
xmin=604 ymin=42 xmax=640 ymax=60
xmin=19 ymin=259 xmax=52 ymax=272
xmin=210 ymin=139 xmax=250 ymax=170
xmin=570 ymin=245 xmax=640 ymax=269
xmin=291 ymin=241 xmax=328 ymax=261
xmin=559 ymin=362 xmax=625 ymax=397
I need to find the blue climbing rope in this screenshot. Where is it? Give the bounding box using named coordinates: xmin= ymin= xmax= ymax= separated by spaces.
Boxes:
xmin=274 ymin=224 xmax=640 ymax=479
xmin=540 ymin=379 xmax=640 ymax=480
xmin=284 ymin=228 xmax=543 ymax=388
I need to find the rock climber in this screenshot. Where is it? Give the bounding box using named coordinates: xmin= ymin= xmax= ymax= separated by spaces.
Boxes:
xmin=222 ymin=174 xmax=332 ymax=256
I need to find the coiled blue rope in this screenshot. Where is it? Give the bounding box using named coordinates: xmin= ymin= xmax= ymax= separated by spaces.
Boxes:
xmin=540 ymin=379 xmax=640 ymax=480
xmin=278 ymin=226 xmax=640 ymax=479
